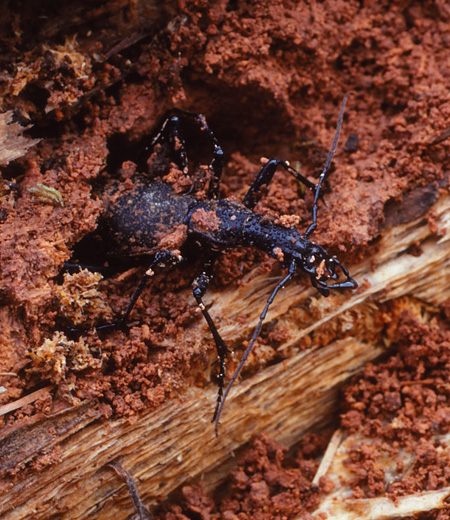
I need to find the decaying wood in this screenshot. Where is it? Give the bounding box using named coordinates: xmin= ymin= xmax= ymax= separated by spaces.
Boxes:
xmin=1 ymin=194 xmax=450 ymax=519
xmin=0 ymin=401 xmax=101 ymax=476
xmin=311 ymin=431 xmax=450 ymax=519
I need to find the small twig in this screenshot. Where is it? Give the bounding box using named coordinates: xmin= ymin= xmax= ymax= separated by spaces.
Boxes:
xmin=312 ymin=428 xmax=344 ymax=487
xmin=0 ymin=385 xmax=54 ymax=416
xmin=104 ymin=33 xmax=147 ymax=60
xmin=108 ymin=462 xmax=153 ymax=520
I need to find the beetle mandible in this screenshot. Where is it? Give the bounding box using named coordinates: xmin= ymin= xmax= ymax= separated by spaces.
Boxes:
xmin=90 ymin=93 xmax=357 ymax=434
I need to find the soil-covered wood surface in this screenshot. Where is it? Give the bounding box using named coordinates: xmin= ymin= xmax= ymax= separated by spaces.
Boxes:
xmin=1 ymin=1 xmax=450 ymax=519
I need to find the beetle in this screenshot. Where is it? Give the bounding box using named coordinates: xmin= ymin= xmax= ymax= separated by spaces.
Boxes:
xmin=78 ymin=94 xmax=357 ymax=434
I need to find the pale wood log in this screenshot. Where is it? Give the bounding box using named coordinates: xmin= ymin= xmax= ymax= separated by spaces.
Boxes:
xmin=1 ymin=194 xmax=450 ymax=519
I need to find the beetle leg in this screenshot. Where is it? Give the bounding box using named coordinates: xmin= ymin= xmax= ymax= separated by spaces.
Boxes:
xmin=153 ymin=109 xmax=224 ymax=199
xmin=151 ymin=113 xmax=189 ymax=174
xmin=213 ymin=260 xmax=297 ymax=435
xmin=242 ymin=159 xmax=316 ymax=210
xmin=174 ymin=111 xmax=224 ymax=199
xmin=113 ymin=250 xmax=183 ymax=327
xmin=191 ymin=256 xmax=228 ymax=424
xmin=67 ymin=251 xmax=183 ymax=334
xmin=207 ymin=139 xmax=224 ymax=200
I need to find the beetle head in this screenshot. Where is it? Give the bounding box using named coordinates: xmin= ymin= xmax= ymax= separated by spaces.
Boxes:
xmin=296 ymin=241 xmax=357 ymax=296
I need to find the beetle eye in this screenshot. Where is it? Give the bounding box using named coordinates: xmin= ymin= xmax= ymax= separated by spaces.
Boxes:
xmin=309 ymin=255 xmax=316 ymax=264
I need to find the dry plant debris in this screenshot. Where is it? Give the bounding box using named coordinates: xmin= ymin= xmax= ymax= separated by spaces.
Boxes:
xmin=55 ymin=269 xmax=114 ymax=327
xmin=28 ymin=331 xmax=101 ymax=385
xmin=0 ymin=111 xmax=39 ymax=165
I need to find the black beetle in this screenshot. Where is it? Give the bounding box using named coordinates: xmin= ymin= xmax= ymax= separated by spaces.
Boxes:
xmin=81 ymin=94 xmax=357 ymax=434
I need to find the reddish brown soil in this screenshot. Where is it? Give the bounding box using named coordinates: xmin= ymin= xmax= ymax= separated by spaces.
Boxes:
xmin=341 ymin=304 xmax=450 ymax=500
xmin=159 ymin=433 xmax=327 ymax=520
xmin=1 ymin=0 xmax=450 ymax=518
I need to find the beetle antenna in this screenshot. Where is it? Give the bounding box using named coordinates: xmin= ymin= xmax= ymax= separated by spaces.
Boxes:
xmin=304 ymin=91 xmax=352 ymax=238
xmin=214 ymin=261 xmax=296 ymax=435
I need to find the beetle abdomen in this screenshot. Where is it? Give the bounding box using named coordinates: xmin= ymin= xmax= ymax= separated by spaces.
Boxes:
xmin=102 ymin=180 xmax=195 ymax=257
